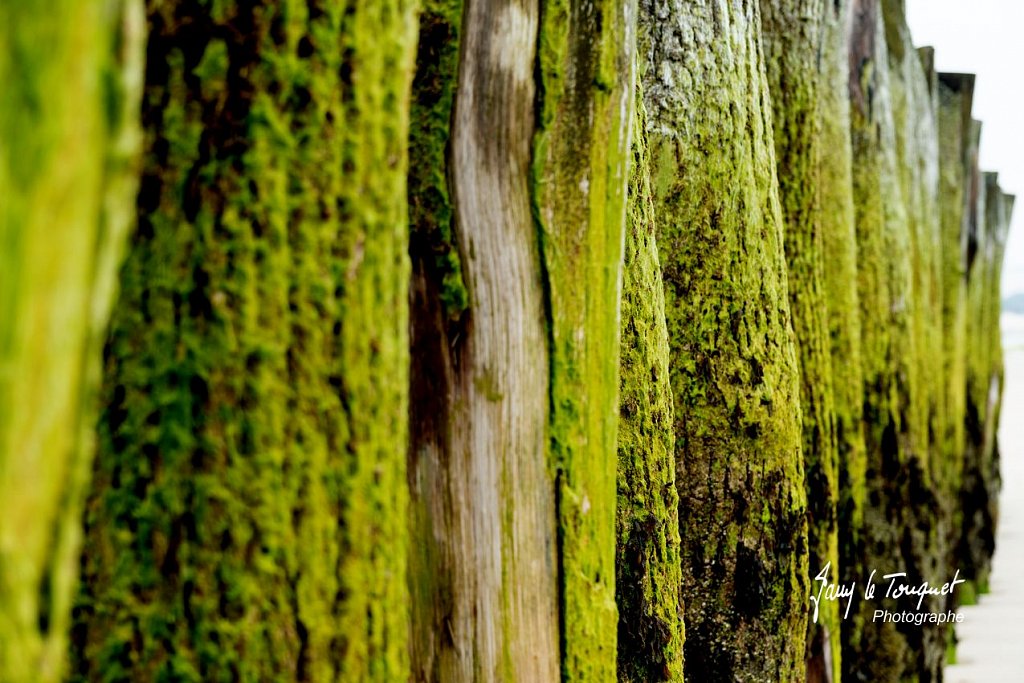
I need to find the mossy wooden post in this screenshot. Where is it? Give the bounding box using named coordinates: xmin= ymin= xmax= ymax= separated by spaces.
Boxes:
xmin=979 ymin=176 xmax=1010 ymax=566
xmin=847 ymin=1 xmax=943 ymax=678
xmin=0 ymin=2 xmax=143 ymax=681
xmin=409 ymin=0 xmax=636 ymax=678
xmin=759 ymin=2 xmax=841 ymax=680
xmin=614 ymin=89 xmax=685 ymax=683
xmin=976 ymin=186 xmax=1014 ymax=579
xmin=847 ymin=1 xmax=904 ymax=678
xmin=960 ymin=158 xmax=990 ymax=591
xmin=959 ymin=172 xmax=1012 ymax=595
xmin=70 ymin=2 xmax=418 ymax=680
xmin=534 ymin=0 xmax=636 ymax=678
xmin=951 ymin=117 xmax=987 ymax=603
xmin=638 ymin=1 xmax=809 ymax=679
xmin=884 ymin=0 xmax=941 ymax=482
xmin=881 ymin=2 xmax=948 ymax=673
xmin=935 ymin=72 xmax=975 ymax=596
xmin=847 ymin=2 xmax=906 ymax=679
xmin=817 ymin=1 xmax=870 ymax=674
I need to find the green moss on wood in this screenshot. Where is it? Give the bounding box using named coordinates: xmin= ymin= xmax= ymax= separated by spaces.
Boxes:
xmin=533 ymin=0 xmax=636 ymax=678
xmin=407 ymin=0 xmax=467 ymax=321
xmin=847 ymin=4 xmax=916 ymax=677
xmin=935 ymin=73 xmax=974 ymax=619
xmin=639 ymin=2 xmax=810 ymax=680
xmin=759 ymin=2 xmax=842 ymax=681
xmin=0 ymin=2 xmax=143 ymax=681
xmin=816 ymin=3 xmax=871 ymax=677
xmin=404 ymin=4 xmax=470 ymax=679
xmin=846 ymin=2 xmax=949 ymax=679
xmin=883 ymin=4 xmax=949 ymax=675
xmin=69 ymin=2 xmax=418 ymax=680
xmin=615 ymin=88 xmax=685 ymax=683
xmin=959 ymin=172 xmax=1011 ymax=595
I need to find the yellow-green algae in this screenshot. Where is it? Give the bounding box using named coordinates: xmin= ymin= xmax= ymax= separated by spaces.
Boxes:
xmin=817 ymin=1 xmax=870 ymax=675
xmin=0 ymin=2 xmax=143 ymax=681
xmin=533 ymin=0 xmax=636 ymax=677
xmin=847 ymin=3 xmax=914 ymax=678
xmin=614 ymin=86 xmax=685 ymax=683
xmin=407 ymin=0 xmax=467 ymax=322
xmin=846 ymin=1 xmax=949 ymax=678
xmin=69 ymin=1 xmax=418 ymax=680
xmin=759 ymin=1 xmax=842 ymax=679
xmin=880 ymin=2 xmax=949 ymax=675
xmin=958 ymin=171 xmax=1012 ymax=597
xmin=638 ymin=1 xmax=810 ymax=679
xmin=935 ymin=71 xmax=974 ymax=615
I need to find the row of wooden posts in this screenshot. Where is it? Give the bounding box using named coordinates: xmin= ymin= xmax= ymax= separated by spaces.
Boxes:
xmin=0 ymin=0 xmax=1012 ymax=681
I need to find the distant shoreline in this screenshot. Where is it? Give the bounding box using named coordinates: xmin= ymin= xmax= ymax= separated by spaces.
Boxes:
xmin=1002 ymin=311 xmax=1024 ymax=350
xmin=1002 ymin=293 xmax=1024 ymax=315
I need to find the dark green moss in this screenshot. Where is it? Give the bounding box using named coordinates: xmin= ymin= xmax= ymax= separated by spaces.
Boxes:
xmin=407 ymin=0 xmax=467 ymax=322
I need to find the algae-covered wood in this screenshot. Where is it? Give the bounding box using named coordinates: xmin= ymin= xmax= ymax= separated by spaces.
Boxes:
xmin=0 ymin=2 xmax=143 ymax=681
xmin=70 ymin=2 xmax=419 ymax=679
xmin=817 ymin=2 xmax=871 ymax=678
xmin=639 ymin=1 xmax=809 ymax=679
xmin=615 ymin=89 xmax=685 ymax=683
xmin=759 ymin=1 xmax=842 ymax=679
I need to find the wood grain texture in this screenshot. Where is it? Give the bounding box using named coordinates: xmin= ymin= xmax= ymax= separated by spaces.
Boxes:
xmin=408 ymin=0 xmax=559 ymax=679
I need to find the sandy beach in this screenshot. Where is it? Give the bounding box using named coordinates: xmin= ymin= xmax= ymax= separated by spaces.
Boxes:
xmin=945 ymin=314 xmax=1024 ymax=681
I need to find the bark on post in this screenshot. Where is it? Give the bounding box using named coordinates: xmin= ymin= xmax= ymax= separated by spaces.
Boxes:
xmin=759 ymin=2 xmax=842 ymax=680
xmin=615 ymin=89 xmax=686 ymax=683
xmin=0 ymin=3 xmax=143 ymax=681
xmin=638 ymin=1 xmax=810 ymax=679
xmin=70 ymin=2 xmax=419 ymax=680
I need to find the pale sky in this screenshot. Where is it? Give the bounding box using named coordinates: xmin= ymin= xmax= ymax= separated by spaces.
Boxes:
xmin=906 ymin=1 xmax=1024 ymax=297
